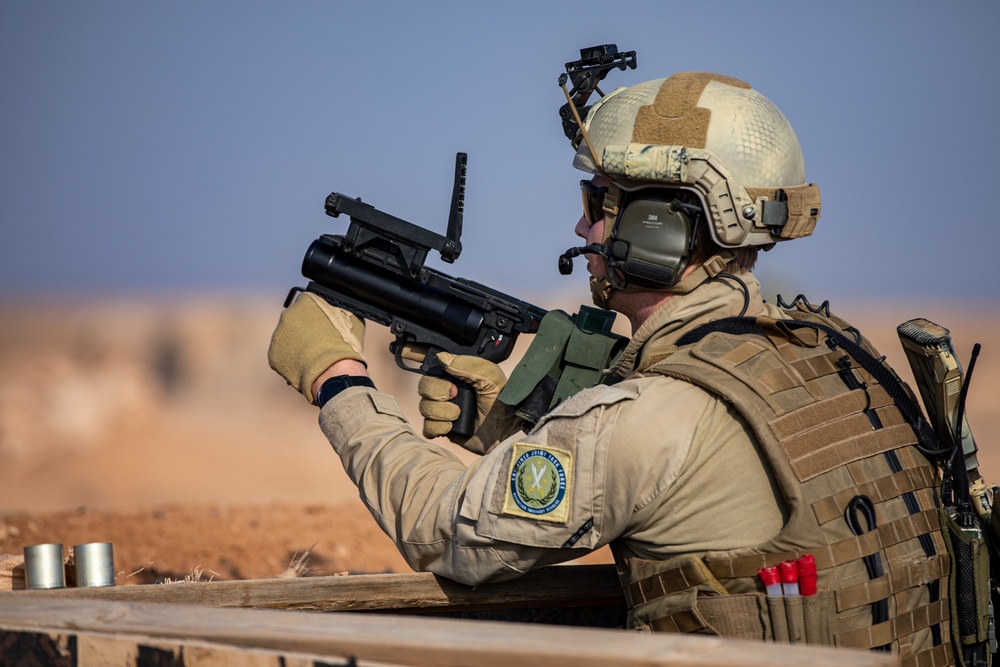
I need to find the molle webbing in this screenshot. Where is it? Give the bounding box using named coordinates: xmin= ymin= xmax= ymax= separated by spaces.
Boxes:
xmin=771 ymin=387 xmax=894 ymax=443
xmin=624 ymin=555 xmax=726 ymax=608
xmin=783 ymin=422 xmax=918 ymax=483
xmin=617 ymin=309 xmax=950 ymax=660
xmin=836 ymin=554 xmax=950 ymax=613
xmin=812 ymin=467 xmax=938 ymax=525
xmin=624 ymin=544 xmax=950 ymax=613
xmin=699 ymin=508 xmax=941 ymax=579
xmin=837 ymin=598 xmax=950 ymax=650
xmin=677 ymin=316 xmax=946 ymax=459
xmin=901 ymin=642 xmax=954 ymax=667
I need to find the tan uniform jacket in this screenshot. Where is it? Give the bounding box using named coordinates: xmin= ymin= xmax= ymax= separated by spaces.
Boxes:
xmin=319 ymin=275 xmax=786 ymax=585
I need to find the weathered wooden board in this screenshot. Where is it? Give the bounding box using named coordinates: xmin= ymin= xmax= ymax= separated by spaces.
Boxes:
xmin=5 ymin=564 xmax=624 ymax=613
xmin=0 ymin=628 xmax=361 ymax=667
xmin=0 ymin=596 xmax=899 ymax=667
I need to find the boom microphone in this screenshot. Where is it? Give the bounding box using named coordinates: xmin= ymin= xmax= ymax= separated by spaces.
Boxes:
xmin=558 ymin=243 xmax=610 ymax=275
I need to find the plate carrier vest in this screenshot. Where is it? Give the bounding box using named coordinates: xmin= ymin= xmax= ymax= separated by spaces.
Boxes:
xmin=610 ymin=303 xmax=954 ymax=665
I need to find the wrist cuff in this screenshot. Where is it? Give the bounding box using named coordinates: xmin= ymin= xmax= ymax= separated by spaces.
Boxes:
xmin=316 ymin=375 xmax=376 ymax=408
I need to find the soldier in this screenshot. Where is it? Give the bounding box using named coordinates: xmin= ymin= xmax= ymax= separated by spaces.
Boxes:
xmin=269 ymin=72 xmax=958 ymax=662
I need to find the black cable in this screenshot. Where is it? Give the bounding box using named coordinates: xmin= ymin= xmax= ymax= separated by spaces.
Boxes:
xmin=714 ymin=273 xmax=750 ymax=317
xmin=776 ymin=293 xmax=831 ymax=318
xmin=845 ymin=495 xmax=890 ymax=648
xmin=950 ymin=343 xmax=981 ymax=520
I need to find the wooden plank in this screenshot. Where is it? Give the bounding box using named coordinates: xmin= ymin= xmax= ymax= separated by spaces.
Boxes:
xmin=2 ymin=628 xmax=378 ymax=667
xmin=0 ymin=596 xmax=899 ymax=667
xmin=6 ymin=564 xmax=625 ymax=613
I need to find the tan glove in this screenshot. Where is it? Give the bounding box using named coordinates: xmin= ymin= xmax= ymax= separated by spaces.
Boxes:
xmin=268 ymin=292 xmax=366 ymax=403
xmin=415 ymin=351 xmax=507 ymax=441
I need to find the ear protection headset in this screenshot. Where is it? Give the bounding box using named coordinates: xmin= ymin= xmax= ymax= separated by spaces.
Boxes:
xmin=605 ymin=189 xmax=699 ymax=290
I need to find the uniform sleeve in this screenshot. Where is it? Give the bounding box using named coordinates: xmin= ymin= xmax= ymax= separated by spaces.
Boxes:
xmin=317 ymin=379 xmax=709 ymax=585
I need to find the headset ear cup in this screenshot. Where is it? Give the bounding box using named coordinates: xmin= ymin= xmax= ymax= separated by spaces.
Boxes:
xmin=609 ymin=240 xmax=629 ymax=261
xmin=612 ymin=192 xmax=693 ymax=290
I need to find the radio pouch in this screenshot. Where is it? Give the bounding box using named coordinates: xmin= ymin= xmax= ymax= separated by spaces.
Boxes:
xmin=942 ymin=507 xmax=995 ymax=665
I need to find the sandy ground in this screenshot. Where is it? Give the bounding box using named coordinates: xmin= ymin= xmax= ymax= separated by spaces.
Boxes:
xmin=0 ymin=293 xmax=996 ymax=584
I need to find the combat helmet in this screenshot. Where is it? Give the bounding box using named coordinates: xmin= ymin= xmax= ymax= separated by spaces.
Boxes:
xmin=559 ymin=55 xmax=820 ymax=304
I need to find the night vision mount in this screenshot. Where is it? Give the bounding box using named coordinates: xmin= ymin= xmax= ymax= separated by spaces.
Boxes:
xmin=558 ymin=44 xmax=637 ymax=145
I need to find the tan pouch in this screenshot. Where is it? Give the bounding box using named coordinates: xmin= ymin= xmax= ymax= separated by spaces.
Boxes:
xmin=694 ymin=594 xmax=767 ymax=641
xmin=767 ymin=596 xmax=790 ymax=642
xmin=629 ymin=587 xmax=765 ymax=640
xmin=802 ymin=591 xmax=835 ymax=646
xmin=623 ymin=554 xmax=768 ymax=640
xmin=784 ymin=596 xmax=806 ymax=644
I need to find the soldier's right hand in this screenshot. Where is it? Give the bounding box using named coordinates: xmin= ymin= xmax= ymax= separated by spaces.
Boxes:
xmin=404 ymin=349 xmax=507 ymax=443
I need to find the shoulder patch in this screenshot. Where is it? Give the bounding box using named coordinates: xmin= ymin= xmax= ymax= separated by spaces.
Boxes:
xmin=502 ymin=443 xmax=573 ymax=523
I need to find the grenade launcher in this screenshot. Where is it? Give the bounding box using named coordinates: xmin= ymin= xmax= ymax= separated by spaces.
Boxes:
xmin=284 ymin=153 xmax=547 ymax=438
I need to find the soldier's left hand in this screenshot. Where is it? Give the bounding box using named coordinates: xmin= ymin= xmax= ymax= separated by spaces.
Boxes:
xmin=268 ymin=292 xmax=366 ymax=404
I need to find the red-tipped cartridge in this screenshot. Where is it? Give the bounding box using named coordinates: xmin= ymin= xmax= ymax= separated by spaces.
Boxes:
xmin=759 ymin=565 xmax=782 ymax=597
xmin=797 ymin=554 xmax=817 ymax=596
xmin=780 ymin=560 xmax=800 ymax=597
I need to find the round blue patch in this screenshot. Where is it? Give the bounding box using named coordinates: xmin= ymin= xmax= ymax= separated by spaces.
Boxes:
xmin=509 ymin=448 xmax=567 ymax=515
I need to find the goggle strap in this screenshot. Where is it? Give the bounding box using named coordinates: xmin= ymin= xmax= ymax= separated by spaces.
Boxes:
xmin=602 ymin=185 xmax=622 ymax=244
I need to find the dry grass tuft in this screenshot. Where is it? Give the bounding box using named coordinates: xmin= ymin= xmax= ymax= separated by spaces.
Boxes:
xmin=160 ymin=564 xmax=219 ymax=584
xmin=278 ymin=545 xmax=313 ymax=578
xmin=122 ymin=561 xmax=155 ymax=580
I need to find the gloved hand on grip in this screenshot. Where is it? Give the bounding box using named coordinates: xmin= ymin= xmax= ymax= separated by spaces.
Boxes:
xmin=414 ymin=351 xmax=507 ymax=439
xmin=268 ymin=292 xmax=366 ymax=404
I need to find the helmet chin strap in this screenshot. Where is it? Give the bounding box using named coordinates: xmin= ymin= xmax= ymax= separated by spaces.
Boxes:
xmin=556 ymin=243 xmax=617 ymax=308
xmin=589 ymin=275 xmax=616 ymax=309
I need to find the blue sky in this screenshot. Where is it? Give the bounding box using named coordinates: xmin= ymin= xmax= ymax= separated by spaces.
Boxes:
xmin=2 ymin=1 xmax=998 ymax=307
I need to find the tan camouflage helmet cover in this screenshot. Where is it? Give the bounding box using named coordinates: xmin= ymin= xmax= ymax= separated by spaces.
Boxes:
xmin=574 ymin=73 xmax=821 ymax=247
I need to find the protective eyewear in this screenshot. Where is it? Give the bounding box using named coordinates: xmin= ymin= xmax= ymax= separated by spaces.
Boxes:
xmin=580 ymin=180 xmax=608 ymax=227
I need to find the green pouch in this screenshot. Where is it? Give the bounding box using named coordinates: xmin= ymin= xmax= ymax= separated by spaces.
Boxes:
xmin=498 ymin=306 xmax=627 ymax=424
